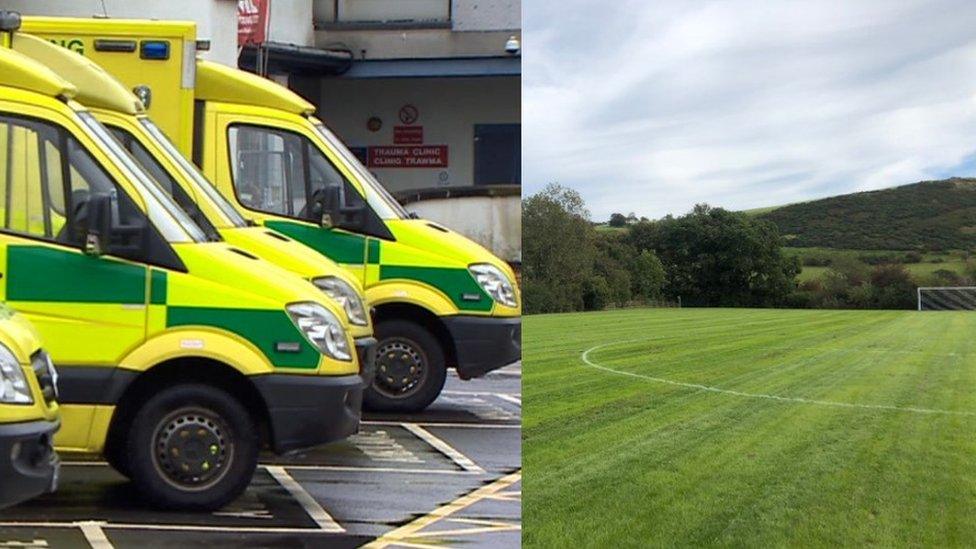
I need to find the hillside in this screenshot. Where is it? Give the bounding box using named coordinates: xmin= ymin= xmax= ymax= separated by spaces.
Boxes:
xmin=758 ymin=178 xmax=976 ymax=250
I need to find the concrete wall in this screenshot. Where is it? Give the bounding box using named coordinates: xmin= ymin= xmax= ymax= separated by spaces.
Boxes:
xmin=312 ymin=0 xmax=520 ymax=60
xmin=452 ymin=0 xmax=521 ymax=31
xmin=0 ymin=0 xmax=239 ymax=66
xmin=267 ymin=0 xmax=313 ymax=47
xmin=315 ymin=76 xmax=519 ymax=193
xmin=410 ymin=195 xmax=521 ymax=263
xmin=314 ymin=27 xmax=518 ymax=59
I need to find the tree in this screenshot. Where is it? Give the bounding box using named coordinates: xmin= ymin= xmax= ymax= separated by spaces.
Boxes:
xmin=522 ymin=184 xmax=596 ymax=313
xmin=631 ymin=250 xmax=665 ymax=301
xmin=628 ymin=204 xmax=798 ymax=307
xmin=608 ymin=213 xmax=627 ymax=227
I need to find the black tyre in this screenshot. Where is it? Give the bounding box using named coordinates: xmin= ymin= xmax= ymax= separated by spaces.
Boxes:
xmin=104 ymin=434 xmax=131 ymax=479
xmin=364 ymin=320 xmax=447 ymax=413
xmin=125 ymin=383 xmax=258 ymax=510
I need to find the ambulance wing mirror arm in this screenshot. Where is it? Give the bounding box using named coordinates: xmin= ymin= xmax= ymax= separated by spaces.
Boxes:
xmin=78 ymin=192 xmax=146 ymax=257
xmin=309 ymin=185 xmax=367 ymax=231
xmin=79 ymin=192 xmax=113 ymax=257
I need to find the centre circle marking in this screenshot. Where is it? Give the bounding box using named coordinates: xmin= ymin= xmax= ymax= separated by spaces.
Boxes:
xmin=581 ymin=339 xmax=976 ymax=416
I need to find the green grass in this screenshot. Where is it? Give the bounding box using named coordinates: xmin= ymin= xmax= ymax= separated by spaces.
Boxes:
xmin=786 ymin=247 xmax=968 ymax=283
xmin=524 ymin=308 xmax=976 ymax=546
xmin=594 ymin=224 xmax=628 ymax=233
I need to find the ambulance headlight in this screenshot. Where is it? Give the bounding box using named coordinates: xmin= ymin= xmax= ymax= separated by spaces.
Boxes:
xmin=313 ymin=276 xmax=368 ymax=326
xmin=286 ymin=302 xmax=352 ymax=361
xmin=469 ymin=263 xmax=518 ymax=308
xmin=0 ymin=345 xmax=31 ymax=404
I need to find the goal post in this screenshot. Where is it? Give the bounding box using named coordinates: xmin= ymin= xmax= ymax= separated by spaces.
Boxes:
xmin=917 ymin=287 xmax=976 ymax=311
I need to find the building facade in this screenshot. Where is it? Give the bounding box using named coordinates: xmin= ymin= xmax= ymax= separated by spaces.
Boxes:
xmin=0 ymin=0 xmax=521 ymax=263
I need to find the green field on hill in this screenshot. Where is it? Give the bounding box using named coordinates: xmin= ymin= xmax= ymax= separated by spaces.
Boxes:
xmin=787 ymin=247 xmax=968 ymax=282
xmin=524 ymin=308 xmax=976 ymax=546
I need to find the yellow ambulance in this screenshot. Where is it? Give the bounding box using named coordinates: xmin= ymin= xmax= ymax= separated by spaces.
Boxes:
xmin=0 ymin=303 xmax=59 ymax=510
xmin=9 ymin=30 xmax=374 ymax=345
xmin=23 ymin=16 xmax=522 ymax=412
xmin=0 ymin=13 xmax=370 ymax=510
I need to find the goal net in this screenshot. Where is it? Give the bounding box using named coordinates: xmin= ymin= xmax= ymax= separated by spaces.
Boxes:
xmin=917 ymin=287 xmax=976 ymax=311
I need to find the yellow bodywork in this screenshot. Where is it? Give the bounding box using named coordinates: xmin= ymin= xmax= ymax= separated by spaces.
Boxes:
xmin=88 ymin=109 xmax=373 ymax=339
xmin=7 ymin=31 xmax=372 ymax=340
xmin=0 ymin=45 xmax=360 ymax=454
xmin=20 ymin=16 xmax=197 ymax=155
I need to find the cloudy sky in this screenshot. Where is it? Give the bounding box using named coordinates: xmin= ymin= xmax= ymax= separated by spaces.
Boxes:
xmin=523 ymin=1 xmax=976 ymax=220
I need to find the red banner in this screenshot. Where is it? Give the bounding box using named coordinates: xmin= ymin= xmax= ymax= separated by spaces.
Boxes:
xmin=368 ymin=146 xmax=449 ymax=168
xmin=393 ymin=126 xmax=424 ymax=145
xmin=238 ymin=0 xmax=270 ymax=46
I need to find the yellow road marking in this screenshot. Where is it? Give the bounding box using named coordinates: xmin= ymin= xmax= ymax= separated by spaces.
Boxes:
xmin=411 ymin=522 xmax=521 ymax=538
xmin=363 ymin=470 xmax=522 ymax=548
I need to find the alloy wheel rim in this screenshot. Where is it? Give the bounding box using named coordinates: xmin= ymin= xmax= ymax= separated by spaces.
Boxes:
xmin=152 ymin=407 xmax=233 ymax=491
xmin=374 ymin=338 xmax=428 ymax=399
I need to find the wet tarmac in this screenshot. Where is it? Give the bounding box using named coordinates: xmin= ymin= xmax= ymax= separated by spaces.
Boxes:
xmin=0 ymin=365 xmax=522 ymax=548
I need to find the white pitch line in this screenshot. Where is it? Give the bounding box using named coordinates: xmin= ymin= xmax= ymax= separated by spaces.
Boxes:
xmin=582 ymin=340 xmax=976 ymax=417
xmin=78 ymin=521 xmax=114 ymax=549
xmin=265 ymin=466 xmax=344 ymax=532
xmin=400 ymin=423 xmax=486 ymax=473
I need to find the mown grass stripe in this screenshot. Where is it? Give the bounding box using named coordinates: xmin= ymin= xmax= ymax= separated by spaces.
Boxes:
xmin=524 ymin=308 xmax=976 ymax=546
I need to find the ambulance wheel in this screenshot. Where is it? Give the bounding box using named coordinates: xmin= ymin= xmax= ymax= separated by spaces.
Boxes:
xmin=126 ymin=384 xmax=258 ymax=510
xmin=365 ymin=320 xmax=447 ymax=413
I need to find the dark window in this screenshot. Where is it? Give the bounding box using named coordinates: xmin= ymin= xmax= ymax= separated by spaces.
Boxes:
xmin=108 ymin=125 xmax=221 ymax=241
xmin=474 ymin=124 xmax=520 ymax=186
xmin=0 ymin=114 xmax=144 ymax=249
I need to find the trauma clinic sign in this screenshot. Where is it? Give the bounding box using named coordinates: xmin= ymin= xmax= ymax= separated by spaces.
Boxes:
xmin=238 ymin=0 xmax=270 ymax=46
xmin=369 ymin=146 xmax=449 ymax=168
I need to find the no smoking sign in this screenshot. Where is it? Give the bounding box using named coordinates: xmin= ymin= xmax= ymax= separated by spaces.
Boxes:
xmin=398 ymin=104 xmax=419 ymax=125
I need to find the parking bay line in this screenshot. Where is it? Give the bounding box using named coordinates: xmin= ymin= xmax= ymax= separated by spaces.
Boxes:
xmin=0 ymin=521 xmax=344 ymax=535
xmin=265 ymin=466 xmax=344 ymax=532
xmin=363 ymin=420 xmax=519 ymax=429
xmin=494 ymin=393 xmax=521 ymax=406
xmin=400 ymin=423 xmax=485 ymax=474
xmin=441 ymin=390 xmax=522 ymax=406
xmin=59 ymin=462 xmax=482 ymax=476
xmin=78 ymin=521 xmax=114 ymax=549
xmin=363 ymin=470 xmax=522 ymax=549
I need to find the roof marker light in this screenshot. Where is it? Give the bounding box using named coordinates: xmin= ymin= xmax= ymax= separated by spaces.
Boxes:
xmin=140 ymin=40 xmax=170 ymax=60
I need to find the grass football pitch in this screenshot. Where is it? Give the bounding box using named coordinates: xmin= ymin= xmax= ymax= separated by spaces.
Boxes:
xmin=524 ymin=308 xmax=976 ymax=546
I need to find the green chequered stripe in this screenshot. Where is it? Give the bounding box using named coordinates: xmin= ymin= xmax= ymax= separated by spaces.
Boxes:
xmin=167 ymin=306 xmax=320 ymax=369
xmin=7 ymin=245 xmax=146 ymax=303
xmin=150 ymin=270 xmax=167 ymax=305
xmin=380 ymin=265 xmax=492 ymax=312
xmin=265 ymin=220 xmax=366 ymax=265
xmin=367 ymin=239 xmax=381 ymax=264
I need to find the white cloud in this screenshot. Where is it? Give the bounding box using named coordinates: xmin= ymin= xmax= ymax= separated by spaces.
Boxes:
xmin=524 ymin=0 xmax=976 ymax=219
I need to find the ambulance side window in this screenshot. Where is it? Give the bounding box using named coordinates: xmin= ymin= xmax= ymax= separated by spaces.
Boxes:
xmin=0 ymin=114 xmax=144 ymax=250
xmin=228 ymin=125 xmax=306 ymax=216
xmin=228 ymin=123 xmax=365 ymax=221
xmin=0 ymin=116 xmax=65 ymax=239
